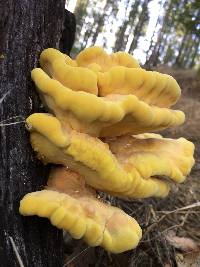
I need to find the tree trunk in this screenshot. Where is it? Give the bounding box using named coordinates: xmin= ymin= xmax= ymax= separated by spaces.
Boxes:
xmin=145 ymin=0 xmax=163 ymax=66
xmin=91 ymin=16 xmax=104 ymax=45
xmin=0 ymin=1 xmax=75 ymax=266
xmin=182 ymin=35 xmax=196 ymax=68
xmin=81 ymin=28 xmax=94 ymax=49
xmin=114 ymin=21 xmax=129 ymax=52
xmin=114 ymin=0 xmax=140 ymax=52
xmin=175 ymin=33 xmax=188 ymax=67
xmin=145 ymin=0 xmax=172 ymax=67
xmin=74 ymin=0 xmax=89 ymax=41
xmin=91 ymin=0 xmax=118 ymax=46
xmin=189 ymin=39 xmax=199 ymax=68
xmin=128 ymin=0 xmax=149 ymax=54
xmin=60 ymin=10 xmax=76 ymax=55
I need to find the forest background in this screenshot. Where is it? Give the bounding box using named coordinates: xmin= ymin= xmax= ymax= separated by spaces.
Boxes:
xmin=66 ymin=0 xmax=200 ymax=69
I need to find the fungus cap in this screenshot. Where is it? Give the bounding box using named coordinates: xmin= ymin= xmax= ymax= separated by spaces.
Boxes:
xmin=20 ymin=168 xmax=142 ymax=253
xmin=31 ymin=68 xmax=185 ymax=137
xmin=26 ymin=114 xmax=194 ymax=198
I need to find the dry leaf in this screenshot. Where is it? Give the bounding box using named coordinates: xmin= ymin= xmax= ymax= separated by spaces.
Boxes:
xmin=165 ymin=231 xmax=199 ymax=252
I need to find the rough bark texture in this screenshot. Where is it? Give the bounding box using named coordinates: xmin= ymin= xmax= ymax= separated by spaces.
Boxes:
xmin=0 ymin=1 xmax=75 ymax=266
xmin=60 ymin=10 xmax=76 ymax=54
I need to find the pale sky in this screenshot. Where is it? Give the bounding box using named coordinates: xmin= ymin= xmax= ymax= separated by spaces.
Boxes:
xmin=66 ymin=0 xmax=163 ymax=64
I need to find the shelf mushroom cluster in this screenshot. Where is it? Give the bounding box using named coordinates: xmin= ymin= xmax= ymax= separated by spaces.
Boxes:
xmin=19 ymin=47 xmax=195 ymax=253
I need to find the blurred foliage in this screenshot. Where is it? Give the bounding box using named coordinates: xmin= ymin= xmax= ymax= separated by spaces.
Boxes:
xmin=67 ymin=0 xmax=200 ymax=68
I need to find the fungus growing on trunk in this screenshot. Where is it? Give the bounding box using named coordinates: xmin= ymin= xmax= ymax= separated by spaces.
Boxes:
xmin=19 ymin=46 xmax=195 ymax=253
xmin=20 ymin=168 xmax=142 ymax=253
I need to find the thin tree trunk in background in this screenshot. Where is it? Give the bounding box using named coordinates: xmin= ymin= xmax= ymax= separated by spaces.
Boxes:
xmin=91 ymin=0 xmax=119 ymax=46
xmin=145 ymin=19 xmax=159 ymax=65
xmin=163 ymin=43 xmax=173 ymax=64
xmin=182 ymin=35 xmax=196 ymax=68
xmin=91 ymin=16 xmax=104 ymax=45
xmin=189 ymin=39 xmax=199 ymax=68
xmin=81 ymin=28 xmax=94 ymax=49
xmin=175 ymin=33 xmax=188 ymax=66
xmin=0 ymin=1 xmax=75 ymax=266
xmin=74 ymin=0 xmax=89 ymax=41
xmin=128 ymin=0 xmax=149 ymax=54
xmin=145 ymin=0 xmax=173 ymax=67
xmin=114 ymin=0 xmax=140 ymax=52
xmin=178 ymin=35 xmax=191 ymax=67
xmin=114 ymin=21 xmax=129 ymax=51
xmin=145 ymin=0 xmax=163 ymax=66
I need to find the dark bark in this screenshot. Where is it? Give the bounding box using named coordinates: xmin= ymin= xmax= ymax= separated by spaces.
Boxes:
xmin=0 ymin=1 xmax=75 ymax=266
xmin=60 ymin=10 xmax=76 ymax=55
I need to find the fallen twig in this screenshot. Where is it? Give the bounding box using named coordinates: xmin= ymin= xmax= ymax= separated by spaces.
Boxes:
xmin=9 ymin=236 xmax=25 ymax=267
xmin=63 ymin=247 xmax=90 ymax=267
xmin=143 ymin=202 xmax=200 ymax=238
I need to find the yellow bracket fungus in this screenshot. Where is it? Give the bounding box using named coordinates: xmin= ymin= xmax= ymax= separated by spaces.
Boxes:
xmin=20 ymin=168 xmax=142 ymax=253
xmin=76 ymin=46 xmax=140 ymax=71
xmin=26 ymin=113 xmax=194 ymax=198
xmin=97 ymin=66 xmax=180 ymax=107
xmin=40 ymin=48 xmax=98 ymax=95
xmin=19 ymin=46 xmax=195 ymax=253
xmin=39 ymin=47 xmax=180 ymax=107
xmin=31 ymin=68 xmax=185 ymax=137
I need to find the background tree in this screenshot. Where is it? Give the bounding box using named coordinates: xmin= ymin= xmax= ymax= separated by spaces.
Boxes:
xmin=146 ymin=0 xmax=200 ymax=68
xmin=68 ymin=0 xmax=199 ymax=69
xmin=114 ymin=0 xmax=140 ymax=51
xmin=74 ymin=0 xmax=89 ymax=40
xmin=128 ymin=0 xmax=151 ymax=54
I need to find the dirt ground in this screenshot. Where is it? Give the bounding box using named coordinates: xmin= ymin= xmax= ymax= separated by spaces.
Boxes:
xmin=64 ymin=68 xmax=200 ymax=267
